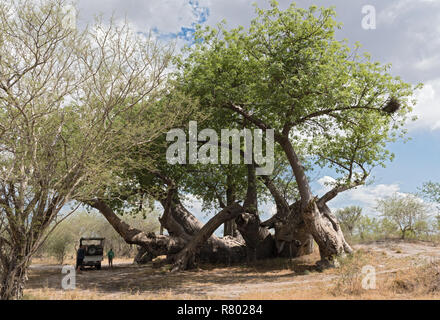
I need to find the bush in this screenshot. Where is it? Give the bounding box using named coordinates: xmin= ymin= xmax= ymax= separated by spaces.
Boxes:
xmin=45 ymin=230 xmax=73 ymax=264
xmin=331 ymin=251 xmax=370 ymax=295
xmin=336 ymin=206 xmax=362 ymax=238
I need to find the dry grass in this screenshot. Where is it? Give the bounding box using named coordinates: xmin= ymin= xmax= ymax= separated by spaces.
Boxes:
xmin=24 ymin=240 xmax=440 ymax=300
xmin=390 ymin=261 xmax=440 ymax=295
xmin=23 ymin=288 xmax=205 ymax=300
xmin=330 ymin=251 xmax=371 ymax=295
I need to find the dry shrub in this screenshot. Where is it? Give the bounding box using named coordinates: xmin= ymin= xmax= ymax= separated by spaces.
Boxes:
xmin=391 ymin=261 xmax=440 ymax=294
xmin=331 ymin=251 xmax=371 ymax=296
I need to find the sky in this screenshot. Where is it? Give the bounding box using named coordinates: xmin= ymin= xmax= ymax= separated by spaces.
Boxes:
xmin=75 ymin=0 xmax=440 ymax=224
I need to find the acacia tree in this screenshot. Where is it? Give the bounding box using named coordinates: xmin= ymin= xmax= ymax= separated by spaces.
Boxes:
xmin=336 ymin=206 xmax=363 ymax=237
xmin=422 ymin=182 xmax=440 ymax=230
xmin=176 ymin=2 xmax=418 ymax=266
xmin=421 ymin=182 xmax=440 ymax=209
xmin=377 ymin=193 xmax=430 ymax=239
xmin=0 ymin=0 xmax=179 ymax=299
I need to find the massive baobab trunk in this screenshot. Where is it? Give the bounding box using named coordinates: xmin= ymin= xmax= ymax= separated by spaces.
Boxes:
xmin=170 ymin=202 xmax=246 ymax=271
xmin=261 ymin=200 xmax=314 ymax=258
xmin=90 ymin=199 xmax=188 ymax=260
xmin=224 ymin=104 xmax=354 ymax=266
xmin=92 ymin=169 xmax=349 ymax=271
xmin=223 ymin=174 xmax=240 ymax=237
xmin=278 ymin=137 xmax=352 ymax=266
xmin=91 ymin=171 xmax=321 ymax=271
xmin=92 ymin=160 xmax=344 ymax=271
xmin=235 ymin=164 xmax=276 ymax=261
xmin=90 ymin=197 xmax=248 ymax=265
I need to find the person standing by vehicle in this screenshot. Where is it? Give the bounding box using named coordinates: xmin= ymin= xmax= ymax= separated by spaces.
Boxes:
xmin=76 ymin=245 xmax=85 ymax=272
xmin=107 ymin=248 xmax=114 ymax=268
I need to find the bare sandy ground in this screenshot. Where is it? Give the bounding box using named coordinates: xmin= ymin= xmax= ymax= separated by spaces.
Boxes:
xmin=25 ymin=240 xmax=440 ymax=300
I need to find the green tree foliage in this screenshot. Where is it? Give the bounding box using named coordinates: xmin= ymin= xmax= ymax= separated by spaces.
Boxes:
xmin=355 ymin=216 xmax=378 ymax=241
xmin=0 ymin=0 xmax=189 ymax=300
xmin=376 ymin=193 xmax=430 ymax=239
xmin=421 ymin=181 xmax=440 ymax=210
xmin=175 ymin=0 xmax=419 ymax=260
xmin=176 ymin=1 xmax=419 ymax=188
xmin=336 ymin=206 xmax=362 ymax=237
xmin=44 ymin=229 xmax=73 ymax=264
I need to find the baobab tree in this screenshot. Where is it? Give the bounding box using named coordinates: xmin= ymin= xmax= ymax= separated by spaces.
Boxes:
xmin=173 ymin=2 xmax=419 ymax=267
xmin=83 ymin=2 xmax=419 ymax=271
xmin=0 ymin=1 xmax=421 ymax=300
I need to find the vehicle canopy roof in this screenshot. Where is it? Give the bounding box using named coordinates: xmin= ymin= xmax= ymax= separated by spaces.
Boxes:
xmin=80 ymin=238 xmax=105 ymax=245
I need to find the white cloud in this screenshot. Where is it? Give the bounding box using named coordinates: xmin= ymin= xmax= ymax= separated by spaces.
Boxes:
xmin=258 ymin=201 xmax=277 ymax=222
xmin=77 ymin=0 xmax=206 ymax=35
xmin=414 ymin=54 xmax=440 ymax=72
xmin=379 ymin=0 xmax=440 ymax=25
xmin=317 ymin=175 xmax=401 ymax=213
xmin=409 ymin=78 xmax=440 ymax=131
xmin=378 ymin=0 xmax=413 ymax=25
xmin=317 ymin=175 xmax=439 ymax=217
xmin=317 ymin=176 xmax=337 ymax=193
xmin=344 ymin=183 xmax=401 ymax=205
xmin=374 ymin=0 xmax=440 ymax=85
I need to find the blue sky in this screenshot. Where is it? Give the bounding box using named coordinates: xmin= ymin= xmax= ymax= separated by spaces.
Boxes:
xmin=373 ymin=131 xmax=440 ymax=192
xmin=76 ymin=0 xmax=440 ymax=225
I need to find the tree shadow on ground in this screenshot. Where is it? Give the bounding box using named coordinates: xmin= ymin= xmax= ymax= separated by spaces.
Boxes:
xmin=27 ymin=254 xmax=321 ymax=297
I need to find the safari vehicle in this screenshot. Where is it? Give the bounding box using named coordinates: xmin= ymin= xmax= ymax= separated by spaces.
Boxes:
xmin=80 ymin=237 xmax=105 ymax=270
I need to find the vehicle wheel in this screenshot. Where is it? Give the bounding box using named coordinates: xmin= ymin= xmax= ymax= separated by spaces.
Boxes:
xmin=88 ymin=245 xmax=97 ymax=255
xmin=96 ymin=263 xmax=101 ymax=270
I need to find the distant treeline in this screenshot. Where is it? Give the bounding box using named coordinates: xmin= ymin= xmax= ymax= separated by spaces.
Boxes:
xmin=37 ymin=210 xmax=160 ymax=264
